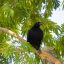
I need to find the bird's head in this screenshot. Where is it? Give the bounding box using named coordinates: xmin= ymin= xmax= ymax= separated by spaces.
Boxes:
xmin=34 ymin=22 xmax=42 ymax=28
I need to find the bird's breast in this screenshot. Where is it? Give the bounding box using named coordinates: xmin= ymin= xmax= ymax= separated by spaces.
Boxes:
xmin=30 ymin=29 xmax=43 ymax=40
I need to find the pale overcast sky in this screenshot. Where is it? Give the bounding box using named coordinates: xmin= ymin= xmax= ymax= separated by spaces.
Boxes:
xmin=49 ymin=0 xmax=64 ymax=25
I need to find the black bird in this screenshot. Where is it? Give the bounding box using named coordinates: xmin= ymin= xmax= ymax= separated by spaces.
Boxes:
xmin=27 ymin=22 xmax=43 ymax=50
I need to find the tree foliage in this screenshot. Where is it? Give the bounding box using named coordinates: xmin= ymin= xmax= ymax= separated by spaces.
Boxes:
xmin=0 ymin=0 xmax=64 ymax=64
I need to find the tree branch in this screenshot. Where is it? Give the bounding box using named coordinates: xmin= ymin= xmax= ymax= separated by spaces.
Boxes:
xmin=0 ymin=27 xmax=61 ymax=64
xmin=0 ymin=27 xmax=26 ymax=43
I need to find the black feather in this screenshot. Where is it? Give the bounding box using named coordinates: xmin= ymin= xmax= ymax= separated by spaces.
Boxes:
xmin=27 ymin=22 xmax=43 ymax=50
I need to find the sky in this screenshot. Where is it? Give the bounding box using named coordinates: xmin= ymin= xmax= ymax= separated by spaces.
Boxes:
xmin=49 ymin=0 xmax=64 ymax=25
